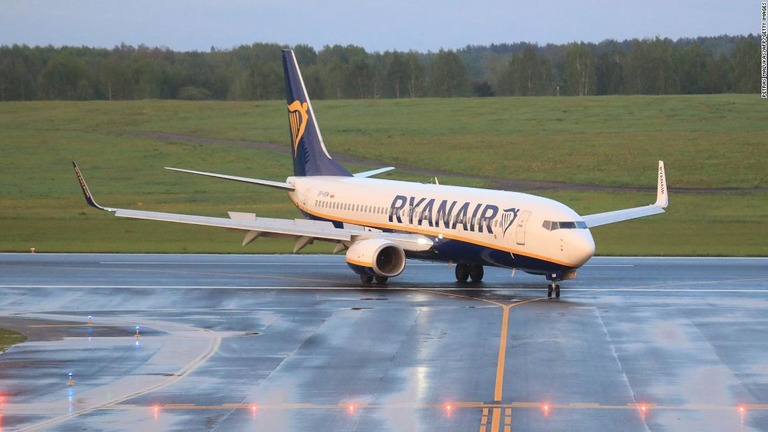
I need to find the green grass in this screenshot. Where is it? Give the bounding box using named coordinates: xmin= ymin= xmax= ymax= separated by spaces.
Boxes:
xmin=1 ymin=96 xmax=766 ymax=255
xmin=0 ymin=328 xmax=27 ymax=352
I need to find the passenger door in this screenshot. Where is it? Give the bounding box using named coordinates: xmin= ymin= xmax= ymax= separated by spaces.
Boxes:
xmin=516 ymin=210 xmax=531 ymax=245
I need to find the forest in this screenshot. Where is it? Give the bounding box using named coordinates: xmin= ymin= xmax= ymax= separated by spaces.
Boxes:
xmin=0 ymin=34 xmax=761 ymax=101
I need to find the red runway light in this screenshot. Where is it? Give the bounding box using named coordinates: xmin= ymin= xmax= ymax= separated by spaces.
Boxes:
xmin=542 ymin=403 xmax=550 ymax=416
xmin=152 ymin=404 xmax=160 ymax=420
xmin=347 ymin=403 xmax=356 ymax=413
xmin=638 ymin=404 xmax=649 ymax=419
xmin=739 ymin=405 xmax=746 ymax=414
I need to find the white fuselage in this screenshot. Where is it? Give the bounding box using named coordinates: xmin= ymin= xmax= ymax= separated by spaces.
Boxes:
xmin=286 ymin=176 xmax=595 ymax=273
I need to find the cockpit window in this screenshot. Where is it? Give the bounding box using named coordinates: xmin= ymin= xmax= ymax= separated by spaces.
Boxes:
xmin=543 ymin=220 xmax=587 ymax=231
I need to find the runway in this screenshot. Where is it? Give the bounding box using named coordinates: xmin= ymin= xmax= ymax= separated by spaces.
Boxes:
xmin=0 ymin=253 xmax=767 ymax=431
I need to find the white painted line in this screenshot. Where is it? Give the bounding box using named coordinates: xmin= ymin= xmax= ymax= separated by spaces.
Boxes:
xmin=1 ymin=285 xmax=767 ymax=293
xmin=100 ymin=262 xmax=333 ymax=265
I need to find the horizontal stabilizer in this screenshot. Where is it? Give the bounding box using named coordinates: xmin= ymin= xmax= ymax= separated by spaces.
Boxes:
xmin=165 ymin=167 xmax=294 ymax=191
xmin=353 ymin=167 xmax=396 ymax=178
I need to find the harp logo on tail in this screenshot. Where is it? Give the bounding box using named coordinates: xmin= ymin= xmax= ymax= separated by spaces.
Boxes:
xmin=288 ymin=100 xmax=309 ymax=156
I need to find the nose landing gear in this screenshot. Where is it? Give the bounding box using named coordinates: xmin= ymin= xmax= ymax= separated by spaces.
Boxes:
xmin=546 ymin=273 xmax=561 ymax=299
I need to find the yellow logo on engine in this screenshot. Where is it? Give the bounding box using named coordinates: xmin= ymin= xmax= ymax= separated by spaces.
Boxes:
xmin=287 ymin=100 xmax=309 ymax=156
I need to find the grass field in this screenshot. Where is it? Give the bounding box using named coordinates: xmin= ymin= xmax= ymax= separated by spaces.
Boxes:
xmin=0 ymin=327 xmax=26 ymax=352
xmin=1 ymin=95 xmax=766 ymax=256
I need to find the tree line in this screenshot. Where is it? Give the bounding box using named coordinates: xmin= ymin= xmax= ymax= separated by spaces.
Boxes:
xmin=0 ymin=35 xmax=760 ymax=101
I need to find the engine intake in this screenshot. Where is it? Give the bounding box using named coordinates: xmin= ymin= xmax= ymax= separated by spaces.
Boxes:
xmin=345 ymin=239 xmax=406 ymax=277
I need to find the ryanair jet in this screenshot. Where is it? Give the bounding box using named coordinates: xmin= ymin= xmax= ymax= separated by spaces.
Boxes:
xmin=74 ymin=49 xmax=668 ymax=298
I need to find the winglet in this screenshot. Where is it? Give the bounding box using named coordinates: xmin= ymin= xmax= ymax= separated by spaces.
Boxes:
xmin=72 ymin=161 xmax=113 ymax=212
xmin=654 ymin=160 xmax=668 ymax=208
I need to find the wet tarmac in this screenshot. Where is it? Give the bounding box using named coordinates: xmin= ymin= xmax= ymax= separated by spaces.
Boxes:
xmin=0 ymin=253 xmax=767 ymax=431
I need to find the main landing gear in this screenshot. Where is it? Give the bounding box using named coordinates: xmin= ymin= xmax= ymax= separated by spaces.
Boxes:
xmin=360 ymin=274 xmax=388 ymax=285
xmin=455 ymin=263 xmax=484 ymax=283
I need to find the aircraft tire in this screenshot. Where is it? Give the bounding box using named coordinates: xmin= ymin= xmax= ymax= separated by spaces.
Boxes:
xmin=469 ymin=264 xmax=484 ymax=282
xmin=375 ymin=276 xmax=389 ymax=284
xmin=455 ymin=263 xmax=470 ymax=282
xmin=360 ymin=274 xmax=374 ymax=284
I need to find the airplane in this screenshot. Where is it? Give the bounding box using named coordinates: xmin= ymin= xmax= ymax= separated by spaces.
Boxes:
xmin=73 ymin=49 xmax=668 ymax=298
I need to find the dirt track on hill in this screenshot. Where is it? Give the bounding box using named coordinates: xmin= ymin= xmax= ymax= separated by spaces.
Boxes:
xmin=122 ymin=131 xmax=765 ymax=194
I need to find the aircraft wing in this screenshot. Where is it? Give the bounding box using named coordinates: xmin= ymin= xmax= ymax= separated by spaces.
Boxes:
xmin=582 ymin=161 xmax=668 ymax=228
xmin=73 ymin=161 xmax=433 ymax=253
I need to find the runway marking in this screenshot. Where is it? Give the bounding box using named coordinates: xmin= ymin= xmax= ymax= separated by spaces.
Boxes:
xmin=99 ymin=261 xmax=439 ymax=266
xmin=411 ymin=288 xmax=547 ymax=432
xmin=89 ymin=400 xmax=768 ymax=411
xmin=494 ymin=306 xmax=511 ymax=401
xmin=29 ymin=324 xmax=127 ymax=328
xmin=2 ymin=283 xmax=767 ymax=293
xmin=479 ymin=407 xmax=489 ymax=432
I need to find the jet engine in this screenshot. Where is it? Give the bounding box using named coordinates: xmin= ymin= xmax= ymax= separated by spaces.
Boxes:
xmin=345 ymin=238 xmax=406 ymax=277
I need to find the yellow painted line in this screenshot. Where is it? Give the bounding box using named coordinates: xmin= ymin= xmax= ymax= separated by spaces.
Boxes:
xmin=405 ymin=289 xmax=546 ymax=432
xmin=491 ymin=407 xmax=501 ymax=431
xmin=494 ymin=305 xmax=511 ymax=402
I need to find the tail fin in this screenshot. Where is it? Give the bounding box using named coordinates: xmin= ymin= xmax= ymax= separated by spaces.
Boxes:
xmin=282 ymin=49 xmax=351 ymax=177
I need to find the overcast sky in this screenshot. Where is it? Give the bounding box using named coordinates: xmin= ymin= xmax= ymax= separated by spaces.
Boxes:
xmin=0 ymin=0 xmax=758 ymax=52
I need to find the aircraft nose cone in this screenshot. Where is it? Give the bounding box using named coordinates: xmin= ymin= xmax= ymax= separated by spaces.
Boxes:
xmin=569 ymin=230 xmax=596 ymax=267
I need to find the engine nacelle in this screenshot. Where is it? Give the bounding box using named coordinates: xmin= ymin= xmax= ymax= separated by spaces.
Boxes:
xmin=345 ymin=239 xmax=406 ymax=278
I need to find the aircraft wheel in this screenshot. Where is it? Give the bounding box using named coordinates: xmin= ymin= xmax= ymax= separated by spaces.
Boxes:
xmin=547 ymin=284 xmax=553 ymax=298
xmin=360 ymin=274 xmax=374 ymax=284
xmin=375 ymin=276 xmax=389 ymax=284
xmin=455 ymin=263 xmax=470 ymax=282
xmin=469 ymin=264 xmax=484 ymax=282
xmin=554 ymin=284 xmax=561 ymax=298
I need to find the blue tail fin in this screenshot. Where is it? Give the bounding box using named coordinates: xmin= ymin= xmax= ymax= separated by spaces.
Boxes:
xmin=282 ymin=49 xmax=351 ymax=177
